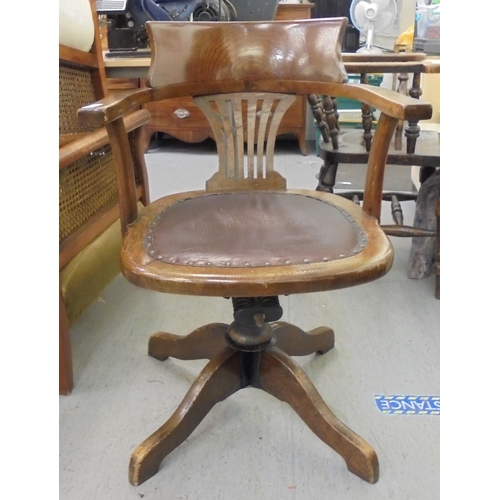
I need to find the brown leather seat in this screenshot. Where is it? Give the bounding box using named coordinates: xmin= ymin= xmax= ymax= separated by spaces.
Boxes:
xmin=122 ymin=190 xmax=392 ymax=297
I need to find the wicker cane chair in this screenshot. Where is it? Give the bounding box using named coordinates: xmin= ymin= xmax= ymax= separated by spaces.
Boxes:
xmin=59 ymin=0 xmax=150 ymax=394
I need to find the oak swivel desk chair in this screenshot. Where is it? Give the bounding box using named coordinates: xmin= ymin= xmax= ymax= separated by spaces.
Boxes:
xmin=79 ymin=18 xmax=432 ymax=486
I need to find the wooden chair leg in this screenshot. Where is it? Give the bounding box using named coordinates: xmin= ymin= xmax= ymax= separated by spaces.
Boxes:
xmin=130 ymin=346 xmax=242 ymax=486
xmin=316 ymin=159 xmax=338 ymax=193
xmin=148 ymin=323 xmax=229 ymax=361
xmin=259 ymin=347 xmax=379 ymax=484
xmin=271 ymin=321 xmax=335 ymax=356
xmin=59 ymin=288 xmax=73 ymax=395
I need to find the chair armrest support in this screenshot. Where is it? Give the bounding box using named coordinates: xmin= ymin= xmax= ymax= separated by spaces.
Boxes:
xmin=363 ymin=113 xmax=400 ymax=221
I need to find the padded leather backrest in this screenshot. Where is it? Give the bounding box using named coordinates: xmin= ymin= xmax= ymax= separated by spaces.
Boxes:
xmin=146 ymin=19 xmax=348 ymax=88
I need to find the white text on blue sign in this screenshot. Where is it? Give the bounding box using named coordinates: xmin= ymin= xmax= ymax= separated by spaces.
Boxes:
xmin=374 ymin=395 xmax=440 ymax=415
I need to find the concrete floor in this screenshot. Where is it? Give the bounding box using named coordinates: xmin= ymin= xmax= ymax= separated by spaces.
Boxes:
xmin=59 ymin=138 xmax=439 ymax=499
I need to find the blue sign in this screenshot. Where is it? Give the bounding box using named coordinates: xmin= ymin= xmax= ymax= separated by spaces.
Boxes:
xmin=374 ymin=395 xmax=440 ymax=415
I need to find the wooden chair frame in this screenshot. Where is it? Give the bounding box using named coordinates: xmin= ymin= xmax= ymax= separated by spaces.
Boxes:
xmin=78 ymin=19 xmax=433 ymax=485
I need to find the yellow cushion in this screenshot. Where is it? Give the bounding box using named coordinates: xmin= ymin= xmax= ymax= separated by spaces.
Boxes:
xmin=60 ymin=217 xmax=122 ymax=326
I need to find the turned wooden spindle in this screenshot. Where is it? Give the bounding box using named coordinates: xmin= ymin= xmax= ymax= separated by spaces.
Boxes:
xmin=360 ymin=73 xmax=373 ymax=152
xmin=319 ymin=97 xmax=339 ymax=192
xmin=308 ymin=94 xmax=340 ymax=193
xmin=390 ymin=195 xmax=403 ymax=225
xmin=323 ymin=95 xmax=339 ymax=150
xmin=394 ymin=71 xmax=409 ymax=151
xmin=308 ymin=94 xmax=330 ymax=143
xmin=405 ymin=72 xmax=423 ymax=154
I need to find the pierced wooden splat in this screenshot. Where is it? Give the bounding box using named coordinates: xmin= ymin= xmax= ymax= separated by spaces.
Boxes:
xmin=194 ymin=92 xmax=296 ymax=192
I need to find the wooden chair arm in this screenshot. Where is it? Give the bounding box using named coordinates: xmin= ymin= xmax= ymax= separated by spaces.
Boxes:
xmin=245 ymin=81 xmax=432 ymax=122
xmin=331 ymin=83 xmax=433 ymax=121
xmin=78 ymin=88 xmax=154 ymax=127
xmin=60 ymin=109 xmax=151 ymax=169
xmin=78 ymin=82 xmax=249 ymax=127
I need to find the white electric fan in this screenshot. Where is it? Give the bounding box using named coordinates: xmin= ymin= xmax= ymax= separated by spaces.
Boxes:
xmin=350 ymin=0 xmax=397 ymax=54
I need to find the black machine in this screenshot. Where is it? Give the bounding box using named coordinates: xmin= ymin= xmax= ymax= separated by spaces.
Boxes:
xmin=96 ymin=0 xmax=280 ymax=54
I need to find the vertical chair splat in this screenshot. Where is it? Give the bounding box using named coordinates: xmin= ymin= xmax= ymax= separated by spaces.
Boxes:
xmin=195 ymin=93 xmax=296 ymax=192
